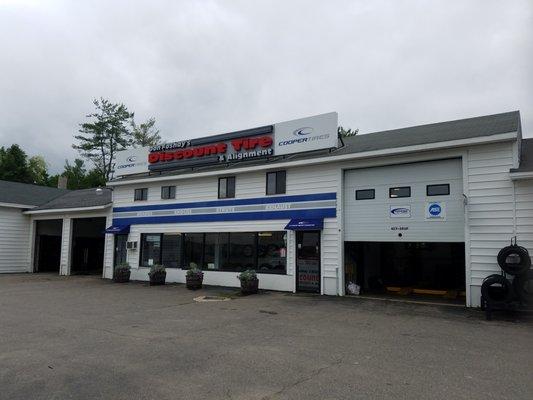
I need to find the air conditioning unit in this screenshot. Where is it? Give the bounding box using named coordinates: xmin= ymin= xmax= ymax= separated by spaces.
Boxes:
xmin=126 ymin=241 xmax=138 ymax=250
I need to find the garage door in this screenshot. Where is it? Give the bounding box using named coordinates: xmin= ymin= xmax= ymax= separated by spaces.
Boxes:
xmin=343 ymin=159 xmax=464 ymax=242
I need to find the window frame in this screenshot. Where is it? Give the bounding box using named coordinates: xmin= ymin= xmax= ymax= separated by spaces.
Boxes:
xmin=139 ymin=233 xmax=163 ymax=268
xmin=426 ymin=183 xmax=450 ymax=196
xmin=389 ymin=186 xmax=411 ymax=198
xmin=218 ymin=176 xmax=236 ymax=199
xmin=355 ymin=189 xmax=375 ymax=200
xmin=161 ymin=185 xmax=176 ymax=200
xmin=134 ymin=188 xmax=148 ymax=201
xmin=266 ymin=170 xmax=287 ymax=196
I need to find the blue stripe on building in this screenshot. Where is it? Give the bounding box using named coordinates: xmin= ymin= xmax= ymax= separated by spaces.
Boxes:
xmin=113 ymin=192 xmax=337 ymax=213
xmin=113 ymin=208 xmax=336 ymax=226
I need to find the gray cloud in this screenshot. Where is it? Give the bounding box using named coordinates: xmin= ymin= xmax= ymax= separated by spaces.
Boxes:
xmin=0 ymin=0 xmax=531 ymax=172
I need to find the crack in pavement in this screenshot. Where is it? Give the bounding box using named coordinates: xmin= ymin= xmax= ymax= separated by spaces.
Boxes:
xmin=261 ymin=357 xmax=344 ymax=400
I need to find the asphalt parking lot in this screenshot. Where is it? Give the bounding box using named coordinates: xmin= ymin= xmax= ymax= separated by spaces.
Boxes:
xmin=0 ymin=274 xmax=531 ymax=400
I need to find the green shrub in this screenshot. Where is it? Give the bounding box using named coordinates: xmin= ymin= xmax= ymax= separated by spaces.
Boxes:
xmin=186 ymin=267 xmax=204 ymax=278
xmin=115 ymin=262 xmax=130 ymax=271
xmin=148 ymin=264 xmax=166 ymax=277
xmin=238 ymin=269 xmax=257 ymax=282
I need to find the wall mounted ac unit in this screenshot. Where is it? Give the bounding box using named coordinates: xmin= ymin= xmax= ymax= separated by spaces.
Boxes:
xmin=126 ymin=241 xmax=138 ymax=250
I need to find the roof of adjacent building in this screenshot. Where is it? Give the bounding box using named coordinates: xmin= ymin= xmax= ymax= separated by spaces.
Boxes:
xmin=28 ymin=188 xmax=112 ymax=211
xmin=0 ymin=180 xmax=69 ymax=207
xmin=511 ymin=138 xmax=533 ymax=173
xmin=111 ymin=110 xmax=522 ymax=182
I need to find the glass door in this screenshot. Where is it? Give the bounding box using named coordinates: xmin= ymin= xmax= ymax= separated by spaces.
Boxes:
xmin=296 ymin=231 xmax=321 ymax=293
xmin=114 ymin=234 xmax=128 ymax=267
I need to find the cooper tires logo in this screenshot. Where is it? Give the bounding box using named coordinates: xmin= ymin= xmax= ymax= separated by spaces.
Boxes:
xmin=293 ymin=127 xmax=313 ymax=136
xmin=126 ymin=156 xmax=137 ymax=162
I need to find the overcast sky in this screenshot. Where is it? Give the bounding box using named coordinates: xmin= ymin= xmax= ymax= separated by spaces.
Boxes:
xmin=0 ymin=0 xmax=531 ymax=172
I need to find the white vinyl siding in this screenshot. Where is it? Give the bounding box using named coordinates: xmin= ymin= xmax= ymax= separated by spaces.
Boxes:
xmin=0 ymin=206 xmax=31 ymax=273
xmin=515 ymin=179 xmax=533 ymax=262
xmin=110 ymin=164 xmax=341 ymax=294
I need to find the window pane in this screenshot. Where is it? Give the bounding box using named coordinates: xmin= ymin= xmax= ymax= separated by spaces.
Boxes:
xmin=356 ymin=189 xmax=375 ymax=200
xmin=389 ymin=187 xmax=411 ymax=198
xmin=226 ymin=232 xmax=256 ymax=272
xmin=227 ymin=177 xmax=235 ymax=198
xmin=218 ymin=178 xmax=227 ymax=198
xmin=161 ymin=187 xmax=167 ymax=199
xmin=169 ymin=186 xmax=176 ymax=199
xmin=183 ymin=233 xmax=204 ymax=268
xmin=266 ymin=172 xmax=276 ymax=195
xmin=427 ymin=184 xmax=450 ymax=196
xmin=204 ymin=233 xmax=229 ymax=270
xmin=141 ymin=234 xmax=161 ymax=267
xmin=276 ymin=171 xmax=286 ymax=194
xmin=257 ymin=232 xmax=287 ymax=274
xmin=162 ymin=234 xmax=181 ymax=268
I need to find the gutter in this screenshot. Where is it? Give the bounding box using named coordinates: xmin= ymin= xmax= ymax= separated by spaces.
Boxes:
xmin=0 ymin=202 xmax=36 ymax=209
xmin=106 ymin=131 xmax=518 ymax=187
xmin=510 ymin=171 xmax=533 ymax=181
xmin=23 ymin=203 xmax=112 ymax=215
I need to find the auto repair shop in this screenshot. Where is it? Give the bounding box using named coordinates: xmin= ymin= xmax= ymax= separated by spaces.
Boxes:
xmin=104 ymin=111 xmax=532 ymax=307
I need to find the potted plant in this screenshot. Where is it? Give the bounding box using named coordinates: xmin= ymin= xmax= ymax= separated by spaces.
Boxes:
xmin=186 ymin=266 xmax=204 ymax=290
xmin=238 ymin=269 xmax=259 ymax=295
xmin=148 ymin=264 xmax=166 ymax=286
xmin=113 ymin=262 xmax=131 ymax=283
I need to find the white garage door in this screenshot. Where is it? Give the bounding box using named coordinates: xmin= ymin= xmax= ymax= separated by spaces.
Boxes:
xmin=343 ymin=159 xmax=465 ymax=242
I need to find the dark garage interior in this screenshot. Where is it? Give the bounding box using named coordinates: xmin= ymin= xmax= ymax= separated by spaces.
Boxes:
xmin=71 ymin=217 xmax=106 ymax=275
xmin=34 ymin=219 xmax=63 ymax=273
xmin=345 ymin=242 xmax=466 ymax=300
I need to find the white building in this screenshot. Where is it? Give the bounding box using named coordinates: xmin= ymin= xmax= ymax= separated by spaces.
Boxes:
xmin=1 ymin=111 xmax=531 ymax=308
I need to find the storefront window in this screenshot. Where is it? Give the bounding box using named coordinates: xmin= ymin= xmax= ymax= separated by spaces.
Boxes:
xmin=139 ymin=231 xmax=287 ymax=274
xmin=162 ymin=234 xmax=181 ymax=268
xmin=204 ymin=233 xmax=229 ymax=270
xmin=257 ymin=232 xmax=287 ymax=274
xmin=183 ymin=233 xmax=204 ymax=268
xmin=227 ymin=232 xmax=256 ymax=272
xmin=140 ymin=234 xmax=161 ymax=267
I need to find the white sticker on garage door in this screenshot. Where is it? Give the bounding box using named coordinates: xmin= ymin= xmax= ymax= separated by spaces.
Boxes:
xmin=389 ymin=205 xmax=411 ymax=218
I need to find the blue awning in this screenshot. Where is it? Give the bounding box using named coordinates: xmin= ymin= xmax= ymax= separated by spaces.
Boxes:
xmin=285 ymin=218 xmax=323 ymax=230
xmin=104 ymin=225 xmax=130 ymax=234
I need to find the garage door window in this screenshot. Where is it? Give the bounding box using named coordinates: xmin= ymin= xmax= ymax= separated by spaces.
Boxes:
xmin=356 ymin=189 xmax=375 ymax=200
xmin=389 ymin=187 xmax=411 ymax=198
xmin=427 ymin=184 xmax=450 ymax=196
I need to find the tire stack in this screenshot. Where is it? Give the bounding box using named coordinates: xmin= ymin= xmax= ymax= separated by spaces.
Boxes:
xmin=481 ymin=242 xmax=532 ymax=320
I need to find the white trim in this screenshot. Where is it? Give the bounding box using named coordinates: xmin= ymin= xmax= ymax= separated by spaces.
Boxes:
xmin=107 ymin=132 xmax=518 ymax=186
xmin=24 ymin=204 xmax=112 ymax=215
xmin=510 ymin=171 xmax=533 ymax=180
xmin=0 ymin=202 xmax=36 ymax=209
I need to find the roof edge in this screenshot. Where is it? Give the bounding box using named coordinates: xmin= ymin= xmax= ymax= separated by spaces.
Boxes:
xmin=107 ymin=131 xmax=518 ymax=187
xmin=24 ymin=203 xmax=112 ymax=215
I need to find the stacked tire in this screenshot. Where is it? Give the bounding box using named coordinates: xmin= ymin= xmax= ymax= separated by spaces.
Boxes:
xmin=481 ymin=244 xmax=532 ymax=307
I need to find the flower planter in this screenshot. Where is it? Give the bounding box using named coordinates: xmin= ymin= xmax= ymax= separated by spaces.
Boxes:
xmin=186 ymin=274 xmax=203 ymax=290
xmin=113 ymin=269 xmax=131 ymax=283
xmin=240 ymin=278 xmax=259 ymax=295
xmin=149 ymin=271 xmax=166 ymax=286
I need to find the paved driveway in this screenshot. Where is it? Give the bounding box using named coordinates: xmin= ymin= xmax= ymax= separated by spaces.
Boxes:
xmin=0 ymin=274 xmax=531 ymax=400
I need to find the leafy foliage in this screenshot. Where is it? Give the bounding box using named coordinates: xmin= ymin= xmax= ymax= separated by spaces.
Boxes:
xmin=74 ymin=98 xmax=134 ymax=182
xmin=131 ymin=117 xmax=161 ymax=147
xmin=148 ymin=264 xmax=166 ymax=277
xmin=238 ymin=269 xmax=258 ymax=282
xmin=186 ymin=267 xmax=204 ymax=278
xmin=337 ymin=126 xmax=359 ymax=137
xmin=115 ymin=262 xmax=131 ymax=271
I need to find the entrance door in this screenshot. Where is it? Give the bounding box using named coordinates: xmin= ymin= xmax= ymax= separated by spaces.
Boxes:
xmin=296 ymin=231 xmax=321 ymax=293
xmin=114 ymin=234 xmax=128 ymax=267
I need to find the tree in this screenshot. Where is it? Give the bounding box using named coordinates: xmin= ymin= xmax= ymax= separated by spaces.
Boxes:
xmin=28 ymin=155 xmax=50 ymax=186
xmin=74 ymin=98 xmax=134 ymax=182
xmin=62 ymin=159 xmax=87 ymax=189
xmin=0 ymin=144 xmax=32 ymax=183
xmin=131 ymin=117 xmax=161 ymax=147
xmin=338 ymin=126 xmax=359 ymax=137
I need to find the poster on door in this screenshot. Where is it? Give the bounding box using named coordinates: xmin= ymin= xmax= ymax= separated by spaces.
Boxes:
xmin=297 ymin=258 xmax=320 ymax=291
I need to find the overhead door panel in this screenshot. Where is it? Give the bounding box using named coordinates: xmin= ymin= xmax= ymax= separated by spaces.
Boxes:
xmin=343 ymin=159 xmax=464 ymax=242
